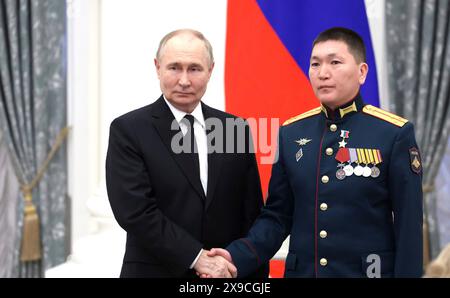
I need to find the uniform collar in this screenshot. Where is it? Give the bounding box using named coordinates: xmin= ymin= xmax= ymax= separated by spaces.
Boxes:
xmin=320 ymin=93 xmax=365 ymax=121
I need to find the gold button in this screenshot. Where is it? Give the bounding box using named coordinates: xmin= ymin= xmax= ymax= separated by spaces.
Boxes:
xmin=320 ymin=230 xmax=328 ymax=238
xmin=320 ymin=203 xmax=328 ymax=211
xmin=326 ymin=148 xmax=334 ymax=156
xmin=330 ymin=124 xmax=337 ymax=132
xmin=320 ymin=258 xmax=328 ymax=266
xmin=321 ymin=176 xmax=329 ymax=184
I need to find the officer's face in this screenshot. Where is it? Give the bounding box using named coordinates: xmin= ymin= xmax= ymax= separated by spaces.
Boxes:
xmin=155 ymin=33 xmax=214 ymax=113
xmin=309 ymin=40 xmax=368 ymax=109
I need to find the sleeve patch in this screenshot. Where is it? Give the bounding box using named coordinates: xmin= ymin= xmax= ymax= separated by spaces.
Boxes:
xmin=409 ymin=147 xmax=422 ymax=174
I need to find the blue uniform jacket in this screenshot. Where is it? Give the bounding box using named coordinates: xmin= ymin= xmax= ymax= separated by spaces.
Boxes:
xmin=227 ymin=95 xmax=423 ymax=278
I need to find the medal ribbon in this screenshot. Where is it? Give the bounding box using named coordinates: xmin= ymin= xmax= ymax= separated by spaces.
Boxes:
xmin=335 ymin=148 xmax=350 ymax=163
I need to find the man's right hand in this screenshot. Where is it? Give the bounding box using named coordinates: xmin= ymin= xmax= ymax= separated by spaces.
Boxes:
xmin=194 ymin=250 xmax=237 ymax=278
xmin=207 ymin=248 xmax=233 ymax=262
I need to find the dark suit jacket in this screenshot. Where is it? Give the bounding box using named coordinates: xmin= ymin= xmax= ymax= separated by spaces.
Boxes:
xmin=106 ymin=96 xmax=268 ymax=278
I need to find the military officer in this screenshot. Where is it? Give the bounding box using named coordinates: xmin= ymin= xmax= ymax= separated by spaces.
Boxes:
xmin=203 ymin=27 xmax=423 ymax=278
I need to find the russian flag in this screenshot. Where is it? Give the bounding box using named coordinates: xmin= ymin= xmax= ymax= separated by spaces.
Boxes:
xmin=225 ymin=0 xmax=380 ymax=277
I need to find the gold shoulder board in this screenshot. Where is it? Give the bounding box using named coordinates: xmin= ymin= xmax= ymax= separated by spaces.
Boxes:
xmin=283 ymin=107 xmax=322 ymax=126
xmin=362 ymin=105 xmax=408 ymax=127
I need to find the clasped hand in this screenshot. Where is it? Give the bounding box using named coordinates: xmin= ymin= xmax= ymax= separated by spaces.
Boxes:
xmin=194 ymin=248 xmax=236 ymax=278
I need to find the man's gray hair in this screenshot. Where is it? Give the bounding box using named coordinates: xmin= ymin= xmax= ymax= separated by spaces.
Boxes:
xmin=156 ymin=29 xmax=214 ymax=67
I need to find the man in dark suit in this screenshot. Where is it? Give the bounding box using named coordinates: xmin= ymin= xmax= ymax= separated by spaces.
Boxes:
xmin=204 ymin=27 xmax=423 ymax=278
xmin=106 ymin=29 xmax=268 ymax=278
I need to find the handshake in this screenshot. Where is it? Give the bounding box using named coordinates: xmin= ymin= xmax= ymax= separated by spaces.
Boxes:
xmin=194 ymin=248 xmax=237 ymax=278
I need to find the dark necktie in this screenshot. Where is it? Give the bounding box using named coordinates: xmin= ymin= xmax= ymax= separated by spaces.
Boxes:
xmin=182 ymin=115 xmax=200 ymax=178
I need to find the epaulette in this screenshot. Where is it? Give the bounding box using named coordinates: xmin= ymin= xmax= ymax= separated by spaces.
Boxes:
xmin=362 ymin=105 xmax=408 ymax=127
xmin=283 ymin=107 xmax=322 ymax=126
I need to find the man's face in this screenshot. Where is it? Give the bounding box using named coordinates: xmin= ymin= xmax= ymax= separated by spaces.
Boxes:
xmin=155 ymin=34 xmax=214 ymax=113
xmin=309 ymin=40 xmax=368 ymax=109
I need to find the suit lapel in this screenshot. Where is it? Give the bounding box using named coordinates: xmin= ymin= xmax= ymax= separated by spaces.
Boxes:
xmin=151 ymin=96 xmax=206 ymax=200
xmin=202 ymin=104 xmax=224 ymax=210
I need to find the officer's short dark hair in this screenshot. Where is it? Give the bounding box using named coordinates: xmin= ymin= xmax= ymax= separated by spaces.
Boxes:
xmin=313 ymin=27 xmax=367 ymax=63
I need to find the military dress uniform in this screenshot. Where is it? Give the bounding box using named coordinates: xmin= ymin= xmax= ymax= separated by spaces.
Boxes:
xmin=227 ymin=94 xmax=423 ymax=278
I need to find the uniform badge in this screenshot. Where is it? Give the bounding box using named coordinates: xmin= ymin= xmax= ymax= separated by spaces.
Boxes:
xmin=409 ymin=147 xmax=422 ymax=174
xmin=296 ymin=148 xmax=303 ymax=162
xmin=295 ymin=139 xmax=311 ymax=162
xmin=296 ymin=138 xmax=312 ymax=146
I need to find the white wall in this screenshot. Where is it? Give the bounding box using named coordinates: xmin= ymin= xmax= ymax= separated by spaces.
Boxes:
xmin=67 ymin=0 xmax=102 ymax=246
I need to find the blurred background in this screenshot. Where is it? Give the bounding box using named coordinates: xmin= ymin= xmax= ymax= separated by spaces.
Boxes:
xmin=0 ymin=0 xmax=449 ymax=278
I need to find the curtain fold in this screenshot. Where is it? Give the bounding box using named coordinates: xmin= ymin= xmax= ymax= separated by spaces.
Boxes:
xmin=386 ymin=0 xmax=450 ymax=259
xmin=0 ymin=0 xmax=67 ymax=277
xmin=435 ymin=138 xmax=450 ymax=246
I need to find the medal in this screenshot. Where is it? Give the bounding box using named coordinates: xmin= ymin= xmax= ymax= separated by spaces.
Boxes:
xmin=370 ymin=149 xmax=383 ymax=178
xmin=338 ymin=139 xmax=347 ymax=148
xmin=336 ymin=168 xmax=346 ymax=180
xmin=363 ymin=166 xmax=372 ymax=177
xmin=371 ymin=166 xmax=380 ymax=178
xmin=346 ymin=147 xmax=384 ymax=178
xmin=334 ymin=130 xmax=353 ymax=181
xmin=354 ymin=165 xmax=364 ymax=176
xmin=335 ymin=149 xmax=350 ymax=181
xmin=343 ymin=164 xmax=354 ymax=177
xmin=339 ymin=130 xmax=350 ymax=148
